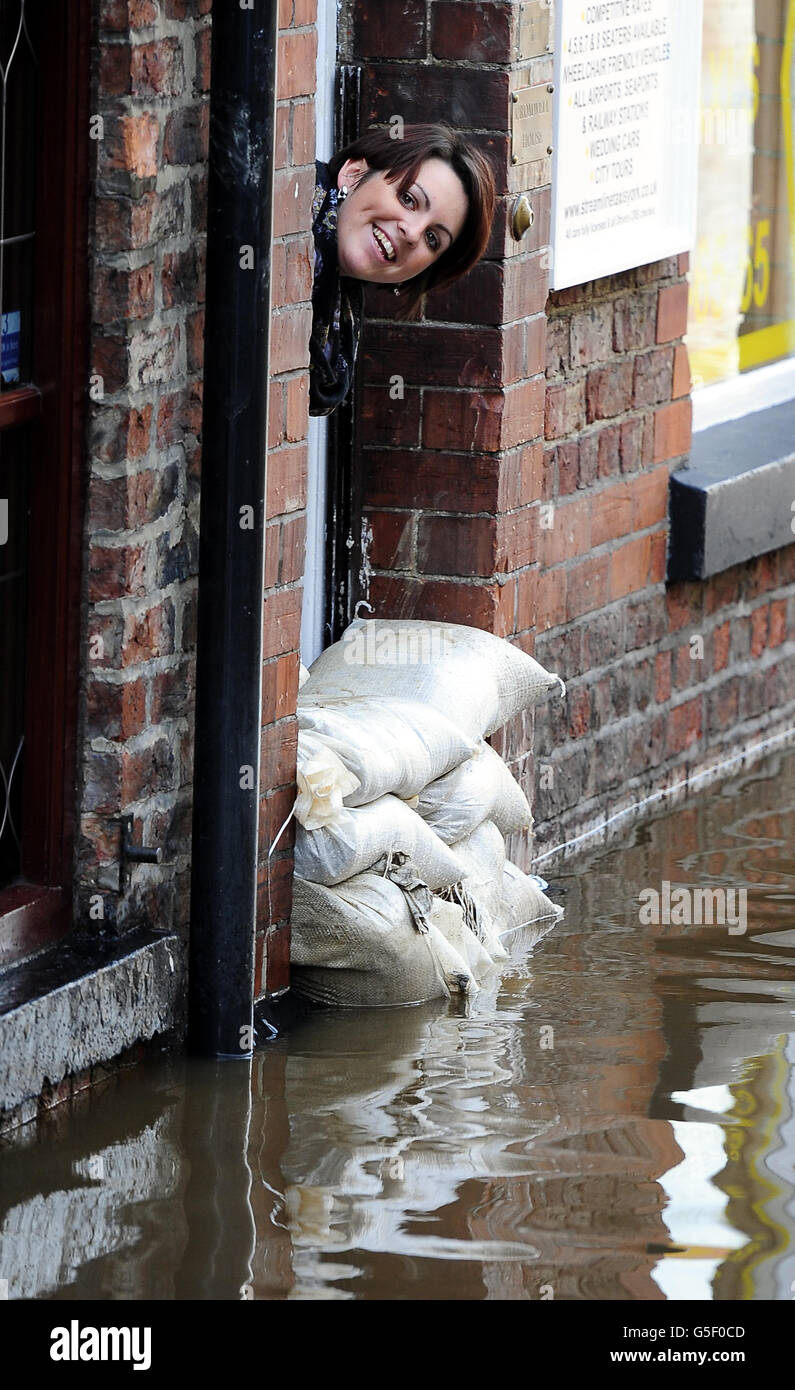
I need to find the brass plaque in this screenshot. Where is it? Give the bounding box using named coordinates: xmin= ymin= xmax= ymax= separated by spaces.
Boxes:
xmin=518 ymin=0 xmax=552 ymax=61
xmin=511 ymin=83 xmax=554 ymax=165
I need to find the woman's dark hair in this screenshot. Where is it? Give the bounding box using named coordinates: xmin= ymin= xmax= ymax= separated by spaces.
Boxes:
xmin=328 ymin=123 xmax=496 ymax=318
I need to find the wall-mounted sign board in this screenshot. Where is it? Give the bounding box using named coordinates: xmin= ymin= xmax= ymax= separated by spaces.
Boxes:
xmin=551 ymin=0 xmax=703 ymax=289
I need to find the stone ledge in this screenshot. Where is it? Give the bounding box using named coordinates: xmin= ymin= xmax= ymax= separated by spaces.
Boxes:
xmin=0 ymin=930 xmax=185 ymax=1119
xmin=667 ymin=397 xmax=795 ymax=581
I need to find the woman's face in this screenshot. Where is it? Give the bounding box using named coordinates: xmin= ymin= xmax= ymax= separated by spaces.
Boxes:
xmin=334 ymin=155 xmax=469 ymax=285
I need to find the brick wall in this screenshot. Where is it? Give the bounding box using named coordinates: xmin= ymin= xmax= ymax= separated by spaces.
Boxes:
xmin=532 ymin=261 xmax=795 ymax=854
xmin=255 ymin=0 xmax=317 ymax=998
xmin=79 ymin=0 xmax=211 ymax=936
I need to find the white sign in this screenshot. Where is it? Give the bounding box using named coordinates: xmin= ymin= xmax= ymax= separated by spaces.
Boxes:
xmin=551 ymin=0 xmax=703 ymax=289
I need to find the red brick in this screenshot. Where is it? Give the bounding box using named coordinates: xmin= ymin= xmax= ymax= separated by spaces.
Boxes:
xmin=354 ymin=0 xmax=426 ymax=57
xmin=672 ymin=343 xmax=691 ymax=398
xmin=609 ymin=535 xmax=652 ymax=600
xmin=122 ymin=602 xmax=175 ymax=667
xmin=163 ymin=103 xmax=208 ymax=166
xmin=656 ymin=281 xmax=689 ymax=343
xmin=654 ymin=650 xmax=671 ymax=703
xmin=121 ymin=739 xmax=175 ymax=803
xmin=591 ymin=481 xmax=632 ymax=548
xmin=275 ymin=104 xmax=290 ymax=169
xmin=260 ymin=717 xmax=298 ymax=793
xmin=619 ymin=417 xmax=644 ymax=474
xmin=649 ymin=531 xmax=666 ymax=584
xmin=653 ymin=398 xmax=692 ymax=463
xmin=369 ymin=511 xmax=415 ymax=570
xmin=285 ymin=373 xmax=309 ymax=443
xmin=131 ymin=38 xmax=185 ymax=98
xmin=277 ymin=30 xmax=318 ymax=100
xmin=633 ymin=347 xmax=674 ymax=408
xmin=596 ymin=423 xmax=621 ymax=478
xmin=88 ymin=544 xmax=147 ymax=603
xmin=150 ymin=663 xmax=195 ymax=723
xmin=495 ymin=576 xmax=517 ymax=637
xmin=367 ymin=575 xmax=499 ymax=630
xmin=262 ymin=588 xmax=302 ymax=660
xmin=270 ymin=304 xmax=312 ymax=374
xmin=503 ymin=254 xmax=549 ymax=321
xmin=515 ymin=569 xmax=536 ymax=631
xmin=769 ymin=599 xmax=788 ymax=646
xmin=277 ymin=515 xmax=307 ymax=585
xmin=422 ymin=390 xmax=503 ymax=452
xmin=545 ymin=381 xmax=586 ymax=439
xmin=362 ymin=61 xmax=510 ymax=135
xmin=100 ymin=42 xmax=132 ymax=96
xmin=292 ymin=100 xmax=315 ymax=166
xmin=566 ymin=554 xmax=609 ymax=621
xmin=195 ymin=25 xmax=211 ymax=93
xmin=261 ymin=652 xmax=300 ymax=728
xmin=103 ymin=112 xmax=160 ymax=178
xmin=536 ymin=567 xmax=567 ymax=631
xmin=631 ymin=466 xmax=669 ymax=530
xmin=363 ymin=450 xmax=501 ymax=512
xmin=705 ymin=566 xmax=740 ymax=615
xmin=750 ymin=604 xmax=769 ymax=657
xmin=278 ymin=0 xmax=292 ymax=25
xmin=712 ymin=621 xmax=730 ymax=671
xmin=417 ymin=515 xmax=497 ymax=577
xmin=665 ymin=696 xmax=702 ymax=756
xmin=569 ymin=303 xmax=613 ymax=367
xmin=162 ymin=245 xmax=205 ymax=309
xmin=586 ymin=361 xmax=634 ymax=421
xmin=363 ymin=323 xmax=503 ymax=390
xmin=293 ymin=0 xmax=316 ymax=24
xmin=266 ymin=444 xmax=307 ymax=516
xmin=156 ymin=384 xmax=203 ymax=448
xmin=187 ymin=309 xmax=205 ymax=372
xmin=707 ymin=678 xmax=740 ymax=732
xmin=540 ymin=495 xmax=589 ymax=566
xmin=272 ymin=165 xmax=316 ymax=236
xmin=264 ymin=921 xmax=291 ymax=994
xmin=613 ymin=291 xmax=657 ymax=352
xmin=431 ymin=1 xmax=512 ymax=61
xmin=497 ymin=507 xmax=537 ymax=570
xmin=361 ymin=386 xmax=421 ymax=448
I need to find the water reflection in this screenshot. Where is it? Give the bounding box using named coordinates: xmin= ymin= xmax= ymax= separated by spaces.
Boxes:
xmin=0 ymin=747 xmax=794 ymax=1299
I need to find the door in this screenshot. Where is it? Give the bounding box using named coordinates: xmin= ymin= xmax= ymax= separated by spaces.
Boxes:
xmin=0 ymin=0 xmax=88 ymax=965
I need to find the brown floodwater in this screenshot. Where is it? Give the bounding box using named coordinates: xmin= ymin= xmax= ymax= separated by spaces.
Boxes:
xmin=2 ymin=743 xmax=795 ymax=1301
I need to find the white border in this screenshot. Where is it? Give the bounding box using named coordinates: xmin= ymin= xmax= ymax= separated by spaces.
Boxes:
xmin=692 ymin=355 xmax=795 ymax=433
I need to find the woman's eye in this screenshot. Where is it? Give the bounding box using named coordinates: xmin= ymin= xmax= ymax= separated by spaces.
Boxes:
xmin=426 ymin=230 xmax=439 ymax=250
xmin=400 ymin=190 xmax=415 ymax=208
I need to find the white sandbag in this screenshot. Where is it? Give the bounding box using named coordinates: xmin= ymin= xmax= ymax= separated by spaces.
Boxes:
xmin=294 ymin=794 xmax=467 ymax=889
xmin=294 ymin=729 xmax=361 ymax=830
xmin=297 ymin=696 xmax=477 ymax=807
xmin=290 ymin=873 xmax=475 ymax=1007
xmin=430 ymin=896 xmax=497 ymax=983
xmin=445 ymin=820 xmax=509 ymax=962
xmin=302 ymin=618 xmax=565 ymax=740
xmin=417 ymin=741 xmax=533 ymax=844
xmin=499 ymin=860 xmax=563 ymax=944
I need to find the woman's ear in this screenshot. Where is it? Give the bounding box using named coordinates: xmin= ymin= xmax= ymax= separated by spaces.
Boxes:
xmin=337 ymin=157 xmax=369 ymax=190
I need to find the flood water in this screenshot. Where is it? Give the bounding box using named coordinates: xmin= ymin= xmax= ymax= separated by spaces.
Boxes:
xmin=2 ymin=744 xmax=795 ymax=1301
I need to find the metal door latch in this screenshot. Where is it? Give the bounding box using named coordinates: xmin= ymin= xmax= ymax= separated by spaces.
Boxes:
xmin=119 ymin=814 xmax=163 ymax=892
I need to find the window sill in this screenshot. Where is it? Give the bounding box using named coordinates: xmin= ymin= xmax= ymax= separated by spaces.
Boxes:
xmin=667 ymin=397 xmax=795 ymax=581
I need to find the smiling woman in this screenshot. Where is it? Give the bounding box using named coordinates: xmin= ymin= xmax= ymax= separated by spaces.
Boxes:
xmin=309 ymin=123 xmax=496 ymax=416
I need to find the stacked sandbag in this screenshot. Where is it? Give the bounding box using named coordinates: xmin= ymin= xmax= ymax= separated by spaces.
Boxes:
xmin=290 ymin=619 xmax=565 ymax=1006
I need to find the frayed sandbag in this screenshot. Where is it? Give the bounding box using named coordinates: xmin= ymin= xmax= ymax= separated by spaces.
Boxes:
xmin=444 ymin=820 xmax=509 ymax=962
xmin=294 ymin=729 xmax=361 ymax=830
xmin=294 ymin=794 xmax=467 ymax=889
xmin=290 ymin=873 xmax=476 ymax=1007
xmin=297 ymin=696 xmax=477 ymax=807
xmin=302 ymin=618 xmax=565 ymax=741
xmin=417 ymin=741 xmax=533 ymax=844
xmin=499 ymin=860 xmax=563 ymax=944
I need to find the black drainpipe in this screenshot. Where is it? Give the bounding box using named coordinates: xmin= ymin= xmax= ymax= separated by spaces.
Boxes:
xmin=189 ymin=1 xmax=278 ymax=1058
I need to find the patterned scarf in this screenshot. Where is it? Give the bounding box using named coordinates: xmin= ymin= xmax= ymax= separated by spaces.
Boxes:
xmin=309 ymin=160 xmax=363 ymax=417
